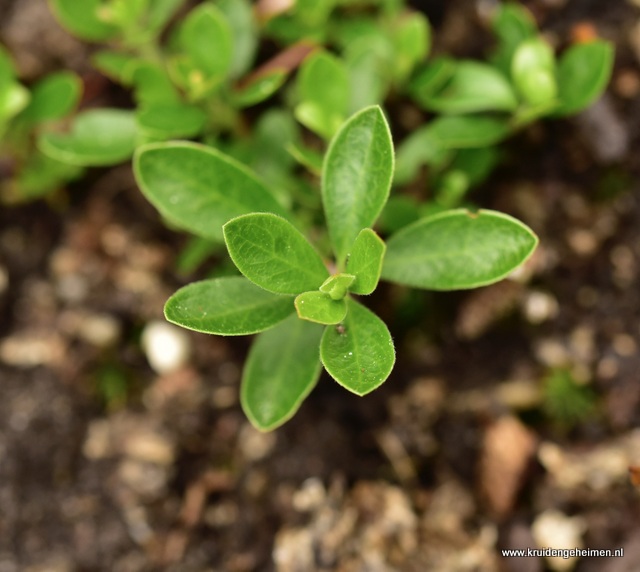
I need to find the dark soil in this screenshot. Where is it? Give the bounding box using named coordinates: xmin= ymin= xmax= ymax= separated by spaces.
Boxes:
xmin=1 ymin=1 xmax=640 ymax=571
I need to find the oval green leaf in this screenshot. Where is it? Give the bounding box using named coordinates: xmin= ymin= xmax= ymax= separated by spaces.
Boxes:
xmin=295 ymin=291 xmax=347 ymax=324
xmin=320 ymin=298 xmax=395 ymax=396
xmin=322 ymin=105 xmax=394 ymax=265
xmin=21 ymin=71 xmax=82 ymax=123
xmin=381 ymin=209 xmax=539 ymax=290
xmin=234 ymin=69 xmax=288 ymax=107
xmin=133 ymin=141 xmax=288 ymax=241
xmin=423 ymin=61 xmax=518 ymax=114
xmin=296 ymin=50 xmax=349 ymax=139
xmin=218 ymin=0 xmax=257 ymax=78
xmin=147 ymin=0 xmax=184 ymax=36
xmin=242 ymin=315 xmax=324 ymax=431
xmin=429 ymin=116 xmax=511 ymax=149
xmin=345 ymin=228 xmax=386 ymax=295
xmin=554 ymin=40 xmax=614 ymax=116
xmin=164 ymin=276 xmax=294 ymax=335
xmin=136 ymin=103 xmax=206 ymax=139
xmin=177 ymin=4 xmax=233 ymax=81
xmin=0 ymin=83 xmax=30 ymax=123
xmin=49 ymin=0 xmax=119 ymax=41
xmin=38 ymin=109 xmax=137 ymax=166
xmin=223 ymin=213 xmax=329 ymax=295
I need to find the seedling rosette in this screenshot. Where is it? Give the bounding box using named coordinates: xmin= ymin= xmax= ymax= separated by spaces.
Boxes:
xmin=134 ymin=106 xmax=538 ymax=431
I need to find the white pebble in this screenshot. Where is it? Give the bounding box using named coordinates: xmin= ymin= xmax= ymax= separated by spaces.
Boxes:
xmin=532 ymin=509 xmax=585 ymax=571
xmin=141 ymin=321 xmax=190 ymax=374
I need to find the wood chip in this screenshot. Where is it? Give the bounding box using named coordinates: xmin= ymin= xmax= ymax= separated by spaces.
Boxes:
xmin=479 ymin=415 xmax=537 ymax=518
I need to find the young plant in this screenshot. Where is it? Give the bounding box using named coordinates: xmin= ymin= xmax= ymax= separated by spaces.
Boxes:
xmin=41 ymin=0 xmax=294 ymax=170
xmin=396 ymin=3 xmax=614 ymax=211
xmin=134 ymin=106 xmax=538 ymax=431
xmin=0 ymin=44 xmax=83 ymax=202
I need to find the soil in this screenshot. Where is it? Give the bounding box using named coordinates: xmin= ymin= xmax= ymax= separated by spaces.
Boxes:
xmin=1 ymin=1 xmax=640 ymax=571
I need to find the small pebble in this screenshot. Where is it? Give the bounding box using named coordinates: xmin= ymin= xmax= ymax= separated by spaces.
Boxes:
xmin=124 ymin=431 xmax=175 ymax=465
xmin=292 ymin=478 xmax=326 ymax=512
xmin=532 ymin=510 xmax=585 ymax=571
xmin=523 ymin=291 xmax=559 ymax=324
xmin=238 ymin=423 xmax=277 ymax=462
xmin=566 ymin=229 xmax=598 ymax=256
xmin=141 ymin=321 xmax=191 ymax=374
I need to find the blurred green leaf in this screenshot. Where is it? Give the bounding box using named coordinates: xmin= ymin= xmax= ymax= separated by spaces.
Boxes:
xmin=136 ymin=103 xmax=206 ymax=139
xmin=423 ymin=61 xmax=518 ymax=114
xmin=554 ymin=40 xmax=614 ymax=116
xmin=21 ymin=71 xmax=82 ymax=123
xmin=177 ymin=4 xmax=233 ymax=84
xmin=49 ymin=0 xmax=119 ymax=41
xmin=512 ymin=38 xmax=557 ymax=106
xmin=39 ymin=109 xmax=138 ymax=166
xmin=218 ymin=0 xmax=257 ymax=78
xmin=429 ymin=115 xmax=511 ymax=149
xmin=295 ymin=50 xmax=350 ymax=139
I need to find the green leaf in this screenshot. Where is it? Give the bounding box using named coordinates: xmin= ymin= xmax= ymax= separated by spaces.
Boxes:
xmin=92 ymin=51 xmax=140 ymax=85
xmin=320 ymin=298 xmax=395 ymax=395
xmin=131 ymin=62 xmax=181 ymax=105
xmin=175 ymin=236 xmax=222 ymax=275
xmin=223 ymin=213 xmax=328 ymax=295
xmin=104 ymin=0 xmax=147 ymax=29
xmin=319 ymin=273 xmax=355 ymax=301
xmin=512 ymin=38 xmax=557 ymax=106
xmin=0 ymin=83 xmax=29 ymax=123
xmin=429 ymin=116 xmax=511 ymax=149
xmin=408 ymin=57 xmax=456 ymax=107
xmin=322 ymin=105 xmax=394 ymax=265
xmin=423 ymin=61 xmax=518 ymax=114
xmin=491 ymin=3 xmax=537 ymax=74
xmin=554 ymin=40 xmax=614 ymax=116
xmin=345 ymin=229 xmax=385 ymax=295
xmin=20 ymin=71 xmax=82 ymax=123
xmin=286 ymin=141 xmax=323 ymax=175
xmin=38 ymin=109 xmax=138 ymax=166
xmin=136 ymin=103 xmax=206 ymax=139
xmin=164 ymin=276 xmax=294 ymax=335
xmin=295 ymin=50 xmax=350 ymax=139
xmin=295 ymin=291 xmax=347 ymax=324
xmin=394 ymin=124 xmax=448 ymax=185
xmin=177 ymin=4 xmax=233 ymax=82
xmin=242 ymin=315 xmax=323 ymax=431
xmin=218 ymin=0 xmax=257 ymax=78
xmin=344 ymin=43 xmax=387 ymax=112
xmin=381 ymin=209 xmax=539 ymax=290
xmin=233 ymin=69 xmax=287 ymax=107
xmin=0 ymin=45 xmax=17 ymax=81
xmin=391 ymin=12 xmax=431 ymax=83
xmin=449 ymin=147 xmax=500 ymax=187
xmin=15 ymin=151 xmax=83 ymax=200
xmin=49 ymin=0 xmax=119 ymax=41
xmin=133 ymin=141 xmax=289 ymax=241
xmin=378 ymin=196 xmax=421 ymax=234
xmin=146 ymin=0 xmax=184 ymax=35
